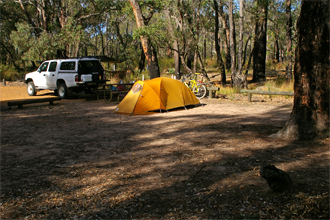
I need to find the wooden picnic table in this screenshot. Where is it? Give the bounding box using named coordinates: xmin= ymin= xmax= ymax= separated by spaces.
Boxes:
xmin=97 ymin=83 xmax=134 ymax=102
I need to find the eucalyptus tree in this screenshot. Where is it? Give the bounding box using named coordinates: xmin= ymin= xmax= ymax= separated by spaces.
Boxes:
xmin=164 ymin=0 xmax=212 ymax=80
xmin=272 ymin=0 xmax=329 ymax=140
xmin=128 ymin=0 xmax=162 ymax=79
xmin=221 ymin=0 xmax=246 ymax=88
xmin=228 ymin=0 xmax=236 ymax=81
xmin=232 ymin=0 xmax=247 ymax=88
xmin=285 ymin=0 xmax=292 ymax=80
xmin=0 ymin=1 xmax=25 ymax=69
xmin=164 ymin=6 xmax=180 ymax=78
xmin=212 ymin=0 xmax=226 ymax=85
xmin=268 ymin=0 xmax=284 ymax=63
xmin=9 ymin=0 xmax=113 ymax=63
xmin=164 ymin=0 xmax=194 ymax=77
xmin=237 ymin=0 xmax=244 ymax=75
xmin=252 ymin=0 xmax=268 ymax=82
xmin=218 ymin=0 xmax=231 ymax=71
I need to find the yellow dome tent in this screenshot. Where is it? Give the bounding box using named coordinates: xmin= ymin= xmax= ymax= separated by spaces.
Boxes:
xmin=114 ymin=77 xmax=200 ymax=115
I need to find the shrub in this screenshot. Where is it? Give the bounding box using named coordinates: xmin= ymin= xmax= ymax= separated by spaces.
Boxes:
xmin=158 ymin=57 xmax=174 ymax=74
xmin=0 ymin=65 xmax=24 ymax=81
xmin=265 ymin=78 xmax=294 ymax=92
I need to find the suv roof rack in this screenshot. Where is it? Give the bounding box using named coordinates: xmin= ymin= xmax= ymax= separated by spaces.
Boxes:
xmin=68 ymin=56 xmax=126 ymax=63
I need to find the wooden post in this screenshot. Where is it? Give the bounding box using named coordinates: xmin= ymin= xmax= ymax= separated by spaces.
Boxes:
xmin=3 ymin=79 xmax=6 ymax=86
xmin=248 ymin=93 xmax=252 ymax=102
xmin=209 ymin=90 xmax=212 ymax=99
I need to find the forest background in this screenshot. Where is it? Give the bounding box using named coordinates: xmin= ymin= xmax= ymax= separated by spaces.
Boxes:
xmin=1 ymin=0 xmax=300 ymax=86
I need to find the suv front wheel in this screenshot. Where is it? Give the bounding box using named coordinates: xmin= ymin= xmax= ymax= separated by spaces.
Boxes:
xmin=27 ymin=81 xmax=36 ymax=96
xmin=57 ymin=82 xmax=68 ymax=99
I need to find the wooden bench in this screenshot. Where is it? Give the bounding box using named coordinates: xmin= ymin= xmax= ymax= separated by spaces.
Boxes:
xmin=7 ymin=97 xmax=61 ymax=109
xmin=240 ymin=89 xmax=294 ymax=102
xmin=109 ymin=90 xmax=130 ymax=103
xmin=207 ymin=86 xmax=220 ymax=99
xmin=97 ymin=88 xmax=130 ymax=102
xmin=97 ymin=83 xmax=133 ymax=102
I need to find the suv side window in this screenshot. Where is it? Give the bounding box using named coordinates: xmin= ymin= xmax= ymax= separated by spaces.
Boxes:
xmin=49 ymin=62 xmax=57 ymax=72
xmin=60 ymin=62 xmax=76 ymax=71
xmin=39 ymin=62 xmax=49 ymax=72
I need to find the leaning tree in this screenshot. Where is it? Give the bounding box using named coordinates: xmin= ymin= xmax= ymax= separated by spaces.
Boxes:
xmin=129 ymin=0 xmax=160 ymax=79
xmin=271 ymin=0 xmax=329 ymax=140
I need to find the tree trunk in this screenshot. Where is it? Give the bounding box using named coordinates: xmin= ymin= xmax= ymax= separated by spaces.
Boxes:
xmin=210 ymin=40 xmax=213 ymax=60
xmin=285 ymin=0 xmax=292 ymax=80
xmin=273 ymin=10 xmax=280 ymax=63
xmin=219 ymin=4 xmax=231 ymax=71
xmin=174 ymin=40 xmax=181 ymax=79
xmin=245 ymin=44 xmax=253 ymax=77
xmin=180 ymin=53 xmax=193 ymax=76
xmin=242 ymin=35 xmax=251 ymax=67
xmin=213 ymin=0 xmax=226 ymax=85
xmin=271 ymin=0 xmax=329 ymax=140
xmin=252 ymin=0 xmax=268 ymax=82
xmin=197 ymin=51 xmax=211 ymax=81
xmin=129 ymin=0 xmax=160 ymax=79
xmin=233 ymin=0 xmax=246 ymax=88
xmin=237 ymin=0 xmax=244 ymax=75
xmin=193 ymin=51 xmax=198 ymax=74
xmin=138 ymin=43 xmax=146 ymax=72
xmin=164 ymin=9 xmax=181 ymax=79
xmin=203 ymin=32 xmax=207 ymax=60
xmin=274 ymin=36 xmax=279 ymax=63
xmin=187 ymin=53 xmax=194 ymax=70
xmin=228 ymin=0 xmax=236 ymax=84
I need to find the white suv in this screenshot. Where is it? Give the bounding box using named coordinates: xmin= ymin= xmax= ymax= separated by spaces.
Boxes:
xmin=25 ymin=57 xmax=105 ymax=98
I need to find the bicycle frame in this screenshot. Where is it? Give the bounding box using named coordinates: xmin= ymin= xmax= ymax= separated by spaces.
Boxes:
xmin=181 ymin=74 xmax=207 ymax=99
xmin=182 ymin=76 xmax=199 ymax=92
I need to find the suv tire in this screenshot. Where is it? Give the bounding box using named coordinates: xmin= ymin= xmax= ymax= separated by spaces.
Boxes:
xmin=27 ymin=81 xmax=36 ymax=96
xmin=58 ymin=82 xmax=68 ymax=99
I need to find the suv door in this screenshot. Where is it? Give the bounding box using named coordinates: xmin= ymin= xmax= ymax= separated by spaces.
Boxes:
xmin=78 ymin=60 xmax=104 ymax=81
xmin=46 ymin=61 xmax=58 ymax=88
xmin=34 ymin=62 xmax=49 ymax=89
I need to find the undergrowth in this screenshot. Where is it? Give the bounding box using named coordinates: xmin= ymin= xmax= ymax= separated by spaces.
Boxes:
xmin=0 ymin=65 xmax=25 ymax=81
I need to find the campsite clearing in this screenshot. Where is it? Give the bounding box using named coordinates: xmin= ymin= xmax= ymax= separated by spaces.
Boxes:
xmin=1 ymin=84 xmax=329 ymax=219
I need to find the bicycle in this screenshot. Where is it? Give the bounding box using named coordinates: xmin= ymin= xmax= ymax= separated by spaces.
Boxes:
xmin=181 ymin=73 xmax=207 ymax=99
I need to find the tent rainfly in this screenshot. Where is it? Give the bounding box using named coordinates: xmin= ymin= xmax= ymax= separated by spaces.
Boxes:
xmin=114 ymin=77 xmax=200 ymax=115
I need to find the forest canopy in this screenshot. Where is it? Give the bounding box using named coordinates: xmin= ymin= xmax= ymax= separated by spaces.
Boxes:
xmin=1 ymin=0 xmax=301 ymax=81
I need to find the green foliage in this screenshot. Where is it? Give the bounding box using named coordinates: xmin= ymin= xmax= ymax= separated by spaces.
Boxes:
xmin=168 ymin=68 xmax=175 ymax=75
xmin=128 ymin=68 xmax=150 ymax=82
xmin=0 ymin=64 xmax=23 ymax=81
xmin=10 ymin=18 xmax=85 ymax=62
xmin=205 ymin=58 xmax=219 ymax=69
xmin=158 ymin=57 xmax=174 ymax=74
xmin=1 ymin=0 xmax=302 ymax=82
xmin=132 ymin=18 xmax=167 ymax=50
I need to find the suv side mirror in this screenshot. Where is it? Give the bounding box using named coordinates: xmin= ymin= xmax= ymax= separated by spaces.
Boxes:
xmin=37 ymin=69 xmax=41 ymax=73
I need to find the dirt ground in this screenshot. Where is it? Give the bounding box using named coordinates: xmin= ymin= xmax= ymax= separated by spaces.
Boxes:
xmin=0 ymin=82 xmax=329 ymax=219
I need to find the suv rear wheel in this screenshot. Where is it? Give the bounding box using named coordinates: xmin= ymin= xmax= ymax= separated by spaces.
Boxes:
xmin=27 ymin=81 xmax=36 ymax=96
xmin=57 ymin=83 xmax=68 ymax=99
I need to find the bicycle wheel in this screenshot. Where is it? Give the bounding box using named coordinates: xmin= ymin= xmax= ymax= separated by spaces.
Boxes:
xmin=193 ymin=84 xmax=206 ymax=99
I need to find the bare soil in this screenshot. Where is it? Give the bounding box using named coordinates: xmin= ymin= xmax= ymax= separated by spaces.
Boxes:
xmin=1 ymin=82 xmax=329 ymax=219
